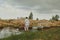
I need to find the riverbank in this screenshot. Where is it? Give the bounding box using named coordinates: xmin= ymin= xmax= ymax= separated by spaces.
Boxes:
xmin=0 ymin=19 xmax=60 ymax=28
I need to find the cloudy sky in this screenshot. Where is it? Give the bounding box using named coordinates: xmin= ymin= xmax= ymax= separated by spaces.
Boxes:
xmin=0 ymin=0 xmax=60 ymax=20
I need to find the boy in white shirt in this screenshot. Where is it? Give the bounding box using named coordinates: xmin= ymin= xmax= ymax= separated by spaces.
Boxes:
xmin=24 ymin=17 xmax=30 ymax=31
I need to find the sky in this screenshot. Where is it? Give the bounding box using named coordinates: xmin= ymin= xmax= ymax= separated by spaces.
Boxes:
xmin=0 ymin=0 xmax=60 ymax=20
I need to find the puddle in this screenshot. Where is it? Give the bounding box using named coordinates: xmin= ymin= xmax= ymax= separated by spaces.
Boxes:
xmin=0 ymin=27 xmax=22 ymax=39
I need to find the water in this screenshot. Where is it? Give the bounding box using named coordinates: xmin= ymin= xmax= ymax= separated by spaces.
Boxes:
xmin=0 ymin=27 xmax=22 ymax=39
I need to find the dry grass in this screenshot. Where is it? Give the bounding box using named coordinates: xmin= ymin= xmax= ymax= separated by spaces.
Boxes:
xmin=0 ymin=19 xmax=60 ymax=28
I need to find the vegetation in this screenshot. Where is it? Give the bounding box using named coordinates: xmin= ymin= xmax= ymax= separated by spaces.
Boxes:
xmin=36 ymin=18 xmax=39 ymax=20
xmin=51 ymin=15 xmax=59 ymax=21
xmin=0 ymin=14 xmax=60 ymax=28
xmin=0 ymin=27 xmax=60 ymax=40
xmin=0 ymin=19 xmax=60 ymax=28
xmin=29 ymin=12 xmax=33 ymax=19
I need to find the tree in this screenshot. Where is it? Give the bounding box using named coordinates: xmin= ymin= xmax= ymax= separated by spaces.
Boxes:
xmin=55 ymin=15 xmax=59 ymax=21
xmin=29 ymin=12 xmax=33 ymax=19
xmin=36 ymin=18 xmax=39 ymax=20
xmin=52 ymin=16 xmax=55 ymax=20
xmin=51 ymin=15 xmax=59 ymax=21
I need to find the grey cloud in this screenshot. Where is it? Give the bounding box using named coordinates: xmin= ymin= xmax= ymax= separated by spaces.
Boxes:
xmin=3 ymin=0 xmax=60 ymax=13
xmin=9 ymin=0 xmax=60 ymax=9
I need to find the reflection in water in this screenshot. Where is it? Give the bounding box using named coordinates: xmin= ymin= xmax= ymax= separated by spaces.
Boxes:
xmin=0 ymin=27 xmax=22 ymax=39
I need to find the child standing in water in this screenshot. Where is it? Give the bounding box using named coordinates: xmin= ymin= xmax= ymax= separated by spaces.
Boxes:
xmin=24 ymin=17 xmax=30 ymax=31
